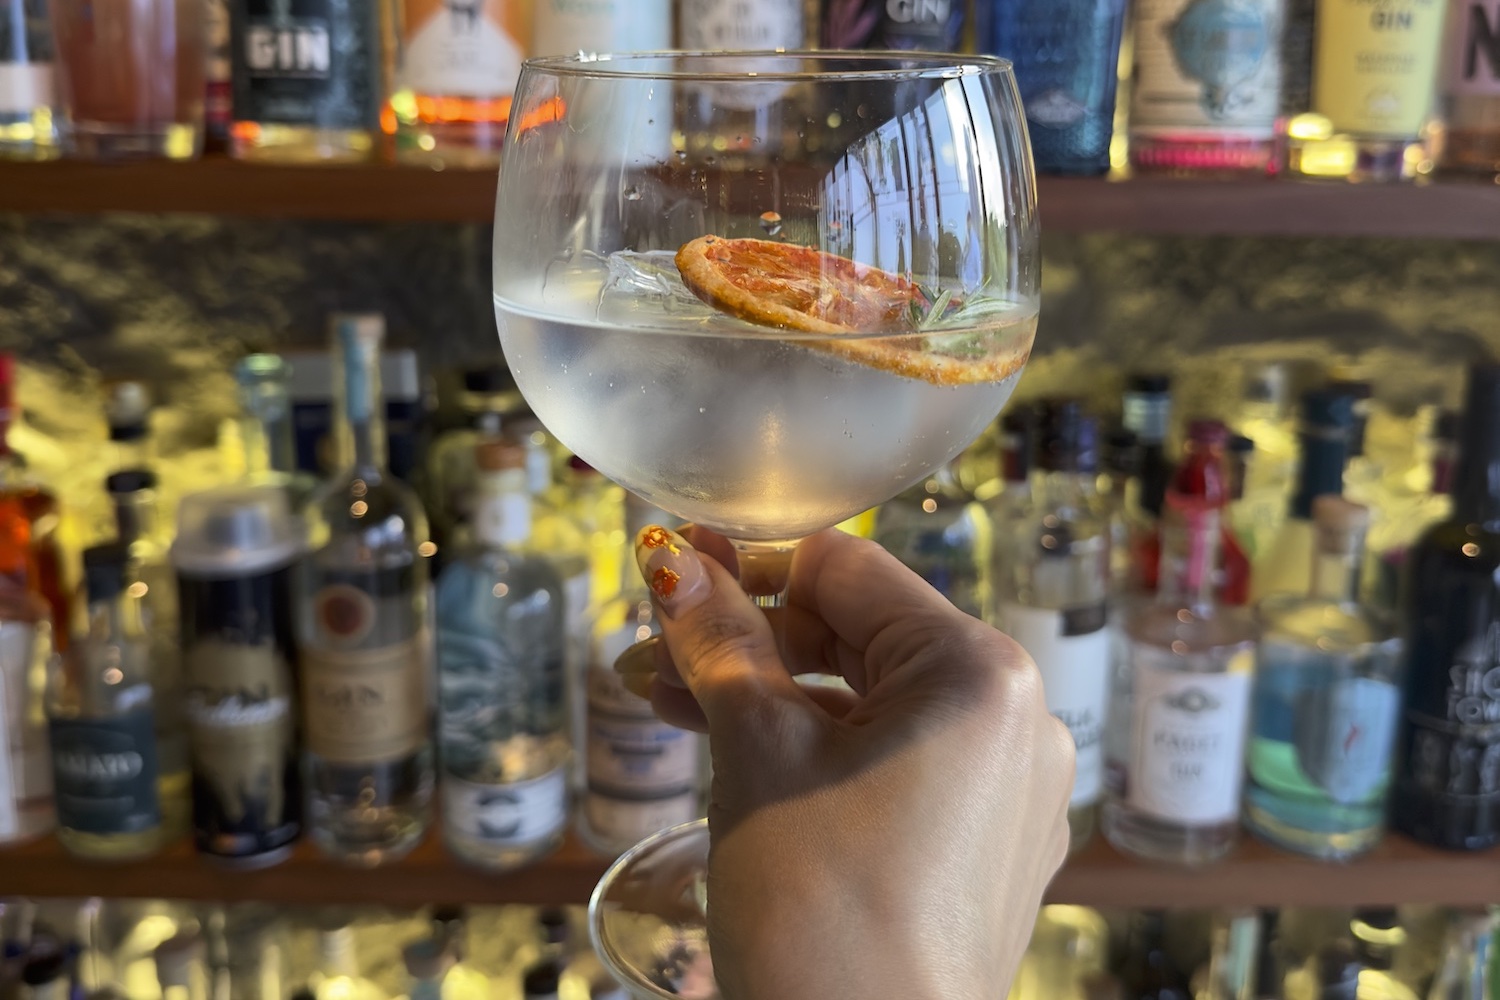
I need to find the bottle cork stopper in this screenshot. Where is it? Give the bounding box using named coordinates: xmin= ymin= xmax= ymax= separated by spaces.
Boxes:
xmin=1312 ymin=495 xmax=1370 ymax=533
xmin=474 ymin=438 xmax=527 ymax=472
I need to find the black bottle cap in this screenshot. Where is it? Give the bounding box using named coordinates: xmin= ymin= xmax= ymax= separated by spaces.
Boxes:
xmin=1229 ymin=433 xmax=1255 ymax=455
xmin=1435 ymin=408 xmax=1461 ymax=442
xmin=462 ymin=364 xmax=516 ymax=394
xmin=82 ymin=543 xmax=129 ymax=601
xmin=21 ymin=952 xmax=65 ymax=987
xmin=537 ymin=907 xmax=570 ymax=947
xmin=1128 ymin=373 xmax=1172 ymax=395
xmin=106 ymin=469 xmax=158 ymax=496
xmin=1300 ymin=388 xmax=1356 ymax=431
xmin=522 ymin=959 xmax=563 ymax=998
xmin=1038 ymin=398 xmax=1098 ymax=473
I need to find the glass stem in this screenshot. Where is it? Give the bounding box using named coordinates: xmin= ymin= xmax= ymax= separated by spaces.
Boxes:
xmin=732 ymin=539 xmax=799 ymax=609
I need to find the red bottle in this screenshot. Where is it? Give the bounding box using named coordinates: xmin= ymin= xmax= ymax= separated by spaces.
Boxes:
xmin=1134 ymin=420 xmax=1252 ymax=606
xmin=0 ymin=356 xmax=70 ymax=648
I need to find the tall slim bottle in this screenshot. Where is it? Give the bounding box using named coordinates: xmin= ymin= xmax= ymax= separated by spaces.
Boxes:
xmin=299 ymin=314 xmax=434 ymax=865
xmin=1104 ymin=491 xmax=1257 ymax=866
xmin=994 ymin=401 xmax=1111 ymax=852
xmin=0 ymin=356 xmax=68 ymax=649
xmin=47 ymin=544 xmax=170 ymax=861
xmin=987 ymin=0 xmax=1128 ymax=175
xmin=1391 ymin=363 xmax=1500 ymax=852
xmin=0 ymin=0 xmax=58 ymax=160
xmin=1286 ymin=0 xmax=1448 ymax=180
xmin=234 ymin=354 xmax=318 ymax=508
xmin=0 ymin=584 xmax=53 ymax=846
xmin=1439 ymin=0 xmax=1500 ymax=177
xmin=1127 ymin=0 xmax=1286 ymax=175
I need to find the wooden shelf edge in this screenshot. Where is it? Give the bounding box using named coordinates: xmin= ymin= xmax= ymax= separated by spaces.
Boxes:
xmin=6 ymin=157 xmax=1500 ymax=239
xmin=1 ymin=829 xmax=1496 ymax=909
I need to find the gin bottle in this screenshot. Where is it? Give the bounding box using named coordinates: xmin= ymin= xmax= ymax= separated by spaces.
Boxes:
xmin=994 ymin=400 xmax=1111 ymax=852
xmin=299 ymin=314 xmax=434 ymax=865
xmin=47 ymin=544 xmax=169 ymax=861
xmin=1439 ymin=0 xmax=1500 ymax=179
xmin=436 ymin=439 xmax=569 ymax=871
xmin=876 ymin=462 xmax=989 ymax=619
xmin=1391 ymin=363 xmax=1500 ymax=851
xmin=1103 ymin=491 xmax=1257 ymax=866
xmin=1245 ymin=496 xmax=1403 ymax=859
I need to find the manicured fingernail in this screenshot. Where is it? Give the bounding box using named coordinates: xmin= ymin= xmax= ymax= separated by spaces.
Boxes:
xmin=635 ymin=525 xmax=711 ymax=618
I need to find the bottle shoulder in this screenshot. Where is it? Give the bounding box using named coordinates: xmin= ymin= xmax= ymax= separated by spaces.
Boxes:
xmin=1255 ymin=597 xmax=1398 ymax=652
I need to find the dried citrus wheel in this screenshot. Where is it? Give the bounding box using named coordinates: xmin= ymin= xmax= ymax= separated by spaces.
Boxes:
xmin=674 ymin=235 xmax=1032 ymax=387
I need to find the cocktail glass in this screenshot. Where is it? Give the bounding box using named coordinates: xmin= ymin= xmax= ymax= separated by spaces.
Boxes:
xmin=493 ymin=51 xmax=1039 ymax=998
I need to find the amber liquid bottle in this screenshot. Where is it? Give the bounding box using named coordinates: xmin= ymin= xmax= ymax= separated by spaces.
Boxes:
xmin=0 ymin=355 xmax=68 ymax=651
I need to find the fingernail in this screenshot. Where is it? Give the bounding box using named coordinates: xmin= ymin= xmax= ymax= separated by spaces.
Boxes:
xmin=635 ymin=524 xmax=711 ymax=618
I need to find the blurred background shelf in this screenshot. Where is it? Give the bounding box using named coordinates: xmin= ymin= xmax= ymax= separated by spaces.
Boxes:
xmin=2 ymin=831 xmax=1494 ymax=908
xmin=6 ymin=157 xmax=1500 ymax=238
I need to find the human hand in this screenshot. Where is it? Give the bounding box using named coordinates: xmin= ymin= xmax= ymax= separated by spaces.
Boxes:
xmin=627 ymin=524 xmax=1075 ymax=1000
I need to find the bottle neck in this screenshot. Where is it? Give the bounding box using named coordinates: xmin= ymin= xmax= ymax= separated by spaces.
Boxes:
xmin=111 ymin=489 xmax=158 ymax=549
xmin=1308 ymin=535 xmax=1363 ymax=604
xmin=241 ymin=383 xmax=297 ymax=478
xmin=337 ymin=337 xmax=387 ymax=476
xmin=1157 ymin=503 xmax=1221 ymax=615
xmin=1453 ymin=437 xmax=1500 ymax=528
xmin=1290 ymin=429 xmax=1348 ymax=520
xmin=1036 ymin=468 xmax=1094 ymax=509
xmin=474 ymin=471 xmax=532 ymax=549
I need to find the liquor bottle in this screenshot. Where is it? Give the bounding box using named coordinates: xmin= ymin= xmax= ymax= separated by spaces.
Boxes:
xmin=1100 ymin=426 xmax=1144 ymax=595
xmin=284 ymin=349 xmax=424 ymax=484
xmin=1426 ymin=909 xmax=1495 ymax=1000
xmin=534 ymin=0 xmax=670 ymax=56
xmin=990 ymin=404 xmax=1038 ymax=532
xmin=298 ymin=314 xmax=434 ymax=865
xmin=173 ymin=487 xmax=303 ymax=868
xmin=0 ymin=356 xmax=68 ymax=648
xmin=400 ymin=940 xmax=449 ymax=1000
xmin=205 ymin=0 xmax=233 ymax=149
xmin=1119 ymin=912 xmax=1192 ymax=1000
xmin=1191 ymin=910 xmax=1262 ymax=1000
xmin=1103 ymin=489 xmax=1257 ymax=865
xmin=986 ymin=0 xmax=1128 ymax=175
xmin=234 ymin=354 xmax=319 ymax=508
xmin=47 ymin=544 xmax=169 ymax=861
xmin=1440 ymin=0 xmax=1500 ymax=178
xmin=579 ymin=494 xmax=703 ymax=854
xmin=0 ymin=0 xmax=58 ymax=160
xmin=307 ymin=925 xmax=385 ymax=1000
xmin=107 ymin=470 xmax=191 ymax=845
xmin=436 ymin=439 xmax=569 ymax=871
xmin=1175 ymin=420 xmax=1252 ymax=606
xmin=229 ymin=0 xmax=392 ymax=163
xmin=1391 ymin=363 xmax=1500 ymax=852
xmin=1123 ymin=374 xmax=1174 ymax=594
xmin=994 ymin=400 xmax=1111 ymax=852
xmin=823 ymin=0 xmax=966 ymax=50
xmin=154 ymin=931 xmax=208 ymax=1000
xmin=1251 ymin=388 xmax=1354 ymax=603
xmin=679 ymin=0 xmax=806 ymax=49
xmin=1375 ymin=408 xmax=1459 ymax=616
xmin=521 ymin=960 xmax=562 ymax=1000
xmin=876 ymin=462 xmax=989 ymax=619
xmin=1007 ymin=906 xmax=1110 ymax=1000
xmin=1245 ymin=496 xmax=1403 ymax=859
xmin=424 ymin=363 xmax=522 ymax=555
xmin=1286 ymin=0 xmax=1448 ymax=181
xmin=105 ymin=380 xmax=153 ymax=475
xmin=0 ymin=582 xmax=54 ymax=846
xmin=1127 ymin=0 xmax=1286 ymax=175
xmin=387 ymin=0 xmax=529 ymax=168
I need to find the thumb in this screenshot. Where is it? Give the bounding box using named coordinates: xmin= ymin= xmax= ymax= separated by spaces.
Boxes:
xmin=630 ymin=525 xmax=814 ymax=737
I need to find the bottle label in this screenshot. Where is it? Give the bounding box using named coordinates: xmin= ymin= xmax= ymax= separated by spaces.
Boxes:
xmin=999 ymin=602 xmax=1111 ymax=807
xmin=49 ymin=710 xmax=161 ymax=835
xmin=532 ymin=0 xmax=672 ymax=55
xmin=397 ymin=0 xmax=526 ymax=99
xmin=443 ymin=766 xmax=567 ymax=845
xmin=1292 ymin=673 xmax=1401 ymax=804
xmin=1127 ymin=650 xmax=1253 ymax=825
xmin=996 ymin=0 xmax=1127 ymax=131
xmin=230 ymin=0 xmax=383 ymax=129
xmin=1403 ymin=621 xmax=1500 ymax=803
xmin=0 ymin=621 xmax=51 ymax=839
xmin=586 ymin=663 xmax=698 ymax=798
xmin=183 ymin=621 xmax=300 ymax=853
xmin=584 ymin=789 xmax=700 ymax=844
xmin=1130 ymin=0 xmax=1284 ymax=137
xmin=1312 ymin=0 xmax=1447 ymax=136
xmin=302 ymin=595 xmax=428 ymax=764
xmin=822 ymin=0 xmax=965 ymax=50
xmin=0 ymin=0 xmax=53 ymax=115
xmin=678 ymin=0 xmax=805 ymax=48
xmin=1445 ymin=0 xmax=1500 ymax=95
xmin=0 ymin=673 xmax=15 ymax=838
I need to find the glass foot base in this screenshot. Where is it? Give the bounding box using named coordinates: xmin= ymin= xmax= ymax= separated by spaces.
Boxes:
xmin=590 ymin=818 xmax=717 ymax=1000
xmin=65 ymin=122 xmax=201 ymax=161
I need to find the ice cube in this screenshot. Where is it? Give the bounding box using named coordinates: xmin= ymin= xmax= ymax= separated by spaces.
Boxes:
xmin=596 ymin=249 xmax=707 ymax=318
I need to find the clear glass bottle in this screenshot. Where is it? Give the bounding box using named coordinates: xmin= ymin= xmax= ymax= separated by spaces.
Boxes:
xmin=1391 ymin=363 xmax=1500 ymax=852
xmin=47 ymin=543 xmax=170 ymax=861
xmin=1438 ymin=0 xmax=1500 ymax=178
xmin=228 ymin=0 xmax=393 ymax=163
xmin=994 ymin=400 xmax=1111 ymax=852
xmin=1251 ymin=388 xmax=1355 ymax=603
xmin=424 ymin=364 xmax=523 ymax=557
xmin=1104 ymin=492 xmax=1257 ymax=866
xmin=1246 ymin=496 xmax=1403 ymax=859
xmin=875 ymin=462 xmax=990 ymax=619
xmin=0 ymin=0 xmax=59 ymax=160
xmin=1285 ymin=0 xmax=1447 ymax=181
xmin=1127 ymin=0 xmax=1286 ymax=175
xmin=986 ymin=0 xmax=1128 ymax=175
xmin=234 ymin=354 xmax=319 ymax=508
xmin=299 ymin=314 xmax=434 ymax=866
xmin=0 ymin=583 xmax=54 ymax=846
xmin=436 ymin=439 xmax=569 ymax=871
xmin=1122 ymin=374 xmax=1175 ymax=596
xmin=308 ymin=924 xmax=386 ymax=1000
xmin=154 ymin=931 xmax=208 ymax=1000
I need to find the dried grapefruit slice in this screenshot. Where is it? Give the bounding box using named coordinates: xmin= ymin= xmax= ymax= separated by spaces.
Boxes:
xmin=674 ymin=235 xmax=1031 ymax=387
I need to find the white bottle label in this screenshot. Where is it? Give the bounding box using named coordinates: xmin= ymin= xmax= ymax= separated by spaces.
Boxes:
xmin=1446 ymin=0 xmax=1500 ymax=96
xmin=533 ymin=0 xmax=671 ymax=55
xmin=443 ymin=766 xmax=567 ymax=845
xmin=584 ymin=789 xmax=699 ymax=843
xmin=1292 ymin=675 xmax=1401 ymax=805
xmin=677 ymin=0 xmax=805 ymax=49
xmin=0 ymin=64 xmax=53 ymax=117
xmin=0 ymin=671 xmax=16 ymax=838
xmin=1128 ymin=650 xmax=1253 ymax=825
xmin=1129 ymin=0 xmax=1284 ymax=137
xmin=1000 ymin=602 xmax=1111 ymax=808
xmin=399 ymin=0 xmax=526 ymax=98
